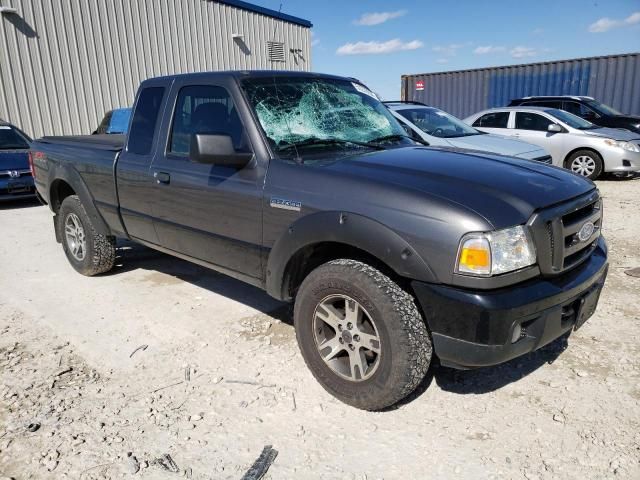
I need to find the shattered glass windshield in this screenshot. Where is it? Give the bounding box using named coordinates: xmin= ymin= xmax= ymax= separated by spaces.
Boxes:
xmin=242 ymin=76 xmax=411 ymax=157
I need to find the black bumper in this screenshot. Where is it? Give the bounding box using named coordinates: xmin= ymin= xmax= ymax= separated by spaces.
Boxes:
xmin=412 ymin=237 xmax=608 ymax=369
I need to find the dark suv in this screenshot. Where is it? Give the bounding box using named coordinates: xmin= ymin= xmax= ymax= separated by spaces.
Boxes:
xmin=509 ymin=96 xmax=640 ymax=134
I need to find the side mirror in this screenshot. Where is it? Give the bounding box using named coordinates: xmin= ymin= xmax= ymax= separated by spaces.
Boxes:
xmin=189 ymin=134 xmax=253 ymax=168
xmin=548 ymin=124 xmax=563 ymax=133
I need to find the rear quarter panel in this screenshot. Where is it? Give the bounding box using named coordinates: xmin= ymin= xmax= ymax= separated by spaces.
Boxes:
xmin=32 ymin=138 xmax=125 ymax=236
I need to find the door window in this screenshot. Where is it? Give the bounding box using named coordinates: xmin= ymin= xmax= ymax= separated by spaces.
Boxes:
xmin=473 ymin=112 xmax=509 ymax=128
xmin=514 ymin=112 xmax=554 ymax=131
xmin=169 ymin=85 xmax=245 ymax=155
xmin=128 ymin=87 xmax=165 ymax=155
xmin=563 ymin=101 xmax=598 ymax=120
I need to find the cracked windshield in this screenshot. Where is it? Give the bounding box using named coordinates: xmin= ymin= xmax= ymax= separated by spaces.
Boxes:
xmin=242 ymin=77 xmax=411 ymax=157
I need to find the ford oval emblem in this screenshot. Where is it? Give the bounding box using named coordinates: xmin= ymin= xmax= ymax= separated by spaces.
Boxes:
xmin=577 ymin=221 xmax=595 ymax=242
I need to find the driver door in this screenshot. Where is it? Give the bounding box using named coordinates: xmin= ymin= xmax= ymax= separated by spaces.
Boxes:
xmin=149 ymin=80 xmax=263 ymax=280
xmin=510 ymin=111 xmax=566 ymax=165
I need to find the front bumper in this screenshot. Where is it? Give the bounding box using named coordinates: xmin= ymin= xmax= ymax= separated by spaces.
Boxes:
xmin=601 ymin=146 xmax=640 ymax=173
xmin=412 ymin=236 xmax=608 ymax=369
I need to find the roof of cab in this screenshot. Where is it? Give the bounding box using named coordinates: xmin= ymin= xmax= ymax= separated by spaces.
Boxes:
xmin=139 ymin=70 xmax=361 ymax=86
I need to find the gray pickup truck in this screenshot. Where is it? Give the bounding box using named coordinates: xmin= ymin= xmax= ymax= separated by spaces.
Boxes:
xmin=31 ymin=71 xmax=608 ymax=410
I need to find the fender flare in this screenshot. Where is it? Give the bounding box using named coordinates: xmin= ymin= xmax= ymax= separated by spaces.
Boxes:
xmin=265 ymin=211 xmax=436 ymax=300
xmin=48 ymin=163 xmax=111 ymax=238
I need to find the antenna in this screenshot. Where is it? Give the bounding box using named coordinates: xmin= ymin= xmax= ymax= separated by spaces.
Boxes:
xmin=271 ymin=3 xmax=283 ymax=41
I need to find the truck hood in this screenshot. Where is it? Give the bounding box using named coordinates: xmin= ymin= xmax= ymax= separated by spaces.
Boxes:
xmin=323 ymin=146 xmax=594 ymax=229
xmin=0 ymin=150 xmax=30 ymax=171
xmin=580 ymin=127 xmax=640 ymax=142
xmin=443 ymin=133 xmax=545 ymax=159
xmin=612 ymin=114 xmax=640 ymax=123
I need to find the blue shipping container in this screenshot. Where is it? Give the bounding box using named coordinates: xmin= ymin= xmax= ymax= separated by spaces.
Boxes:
xmin=401 ymin=52 xmax=640 ymax=119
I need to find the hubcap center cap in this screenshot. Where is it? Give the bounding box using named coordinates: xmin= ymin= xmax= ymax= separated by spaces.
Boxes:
xmin=341 ymin=330 xmax=353 ymax=344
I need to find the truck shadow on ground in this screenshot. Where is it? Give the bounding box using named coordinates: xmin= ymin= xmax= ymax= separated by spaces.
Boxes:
xmin=111 ymin=239 xmax=287 ymax=320
xmin=112 ymin=239 xmax=570 ymax=404
xmin=0 ymin=197 xmax=42 ymax=210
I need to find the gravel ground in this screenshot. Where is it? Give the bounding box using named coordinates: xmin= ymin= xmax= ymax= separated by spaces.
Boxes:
xmin=0 ymin=176 xmax=639 ymax=479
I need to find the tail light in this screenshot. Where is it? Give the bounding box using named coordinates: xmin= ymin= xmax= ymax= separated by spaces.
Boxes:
xmin=28 ymin=151 xmax=35 ymax=178
xmin=28 ymin=151 xmax=45 ymax=179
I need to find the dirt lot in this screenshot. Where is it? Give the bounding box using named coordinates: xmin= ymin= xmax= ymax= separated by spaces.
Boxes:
xmin=1 ymin=177 xmax=639 ymax=480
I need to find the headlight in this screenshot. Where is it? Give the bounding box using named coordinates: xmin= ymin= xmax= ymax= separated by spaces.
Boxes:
xmin=456 ymin=225 xmax=536 ymax=276
xmin=604 ymin=139 xmax=640 ymax=153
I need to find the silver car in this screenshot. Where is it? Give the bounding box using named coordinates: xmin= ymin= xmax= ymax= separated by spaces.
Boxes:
xmin=464 ymin=107 xmax=640 ymax=179
xmin=386 ymin=102 xmax=551 ymax=163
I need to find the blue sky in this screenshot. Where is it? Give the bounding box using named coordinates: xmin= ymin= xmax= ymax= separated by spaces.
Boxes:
xmin=255 ymin=0 xmax=640 ymax=99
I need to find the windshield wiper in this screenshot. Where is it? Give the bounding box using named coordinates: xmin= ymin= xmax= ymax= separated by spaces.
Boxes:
xmin=369 ymin=133 xmax=428 ymax=146
xmin=277 ymin=137 xmax=385 ymax=153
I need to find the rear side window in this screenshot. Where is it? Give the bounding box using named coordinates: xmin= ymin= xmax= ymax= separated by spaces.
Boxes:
xmin=128 ymin=87 xmax=165 ymax=155
xmin=0 ymin=126 xmax=30 ymax=150
xmin=515 ymin=112 xmax=554 ymax=131
xmin=473 ymin=112 xmax=509 ymax=128
xmin=169 ymin=85 xmax=245 ymax=155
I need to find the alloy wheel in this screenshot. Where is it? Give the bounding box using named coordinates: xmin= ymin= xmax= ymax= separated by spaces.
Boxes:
xmin=313 ymin=294 xmax=382 ymax=382
xmin=64 ymin=213 xmax=87 ymax=261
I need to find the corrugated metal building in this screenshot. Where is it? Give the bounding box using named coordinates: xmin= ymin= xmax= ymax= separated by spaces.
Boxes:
xmin=0 ymin=0 xmax=312 ymax=138
xmin=401 ymin=53 xmax=640 ymax=119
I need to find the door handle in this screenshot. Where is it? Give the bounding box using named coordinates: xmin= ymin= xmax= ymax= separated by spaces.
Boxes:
xmin=154 ymin=171 xmax=170 ymax=184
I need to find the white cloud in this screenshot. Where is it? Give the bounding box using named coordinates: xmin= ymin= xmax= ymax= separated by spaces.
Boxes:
xmin=431 ymin=43 xmax=465 ymax=57
xmin=589 ymin=11 xmax=640 ymax=32
xmin=354 ymin=10 xmax=407 ymax=26
xmin=336 ymin=38 xmax=423 ymax=55
xmin=474 ymin=45 xmax=506 ymax=54
xmin=510 ymin=46 xmax=537 ymax=58
xmin=311 ymin=31 xmax=320 ymax=47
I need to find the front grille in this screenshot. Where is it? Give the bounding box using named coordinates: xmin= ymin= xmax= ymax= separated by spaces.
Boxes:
xmin=533 ymin=155 xmax=553 ymax=164
xmin=0 ymin=169 xmax=31 ymax=179
xmin=528 ymin=190 xmax=602 ymax=275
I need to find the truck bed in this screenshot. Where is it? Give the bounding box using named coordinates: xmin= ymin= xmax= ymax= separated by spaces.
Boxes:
xmin=31 ymin=134 xmax=126 ymax=236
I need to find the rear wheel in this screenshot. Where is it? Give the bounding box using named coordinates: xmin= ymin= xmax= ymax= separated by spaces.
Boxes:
xmin=58 ymin=195 xmax=116 ymax=276
xmin=294 ymin=259 xmax=432 ymax=410
xmin=565 ymin=150 xmax=603 ymax=180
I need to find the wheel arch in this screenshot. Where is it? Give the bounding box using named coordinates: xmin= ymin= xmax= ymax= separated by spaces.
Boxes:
xmin=48 ymin=166 xmax=111 ymax=240
xmin=563 ymin=147 xmax=603 ymax=168
xmin=265 ymin=211 xmax=436 ymax=301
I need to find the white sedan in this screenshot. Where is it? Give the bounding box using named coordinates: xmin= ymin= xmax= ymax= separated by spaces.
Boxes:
xmin=464 ymin=107 xmax=640 ymax=180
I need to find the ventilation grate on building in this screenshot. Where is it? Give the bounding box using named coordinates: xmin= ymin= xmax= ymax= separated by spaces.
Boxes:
xmin=267 ymin=41 xmax=286 ymax=62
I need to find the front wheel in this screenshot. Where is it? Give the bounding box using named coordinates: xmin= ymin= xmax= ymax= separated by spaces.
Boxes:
xmin=565 ymin=150 xmax=603 ymax=180
xmin=58 ymin=195 xmax=116 ymax=276
xmin=294 ymin=259 xmax=432 ymax=410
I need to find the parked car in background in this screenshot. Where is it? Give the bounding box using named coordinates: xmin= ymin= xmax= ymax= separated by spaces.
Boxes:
xmin=93 ymin=107 xmax=132 ymax=135
xmin=386 ymin=101 xmax=551 ymax=163
xmin=30 ymin=71 xmax=609 ymax=410
xmin=0 ymin=120 xmax=35 ymax=200
xmin=465 ymin=107 xmax=640 ymax=179
xmin=509 ymin=96 xmax=640 ymax=134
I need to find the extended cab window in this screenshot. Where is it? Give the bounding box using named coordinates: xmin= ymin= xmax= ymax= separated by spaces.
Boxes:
xmin=473 ymin=112 xmax=509 ymax=128
xmin=515 ymin=112 xmax=554 ymax=131
xmin=169 ymin=85 xmax=244 ymax=155
xmin=128 ymin=87 xmax=165 ymax=155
